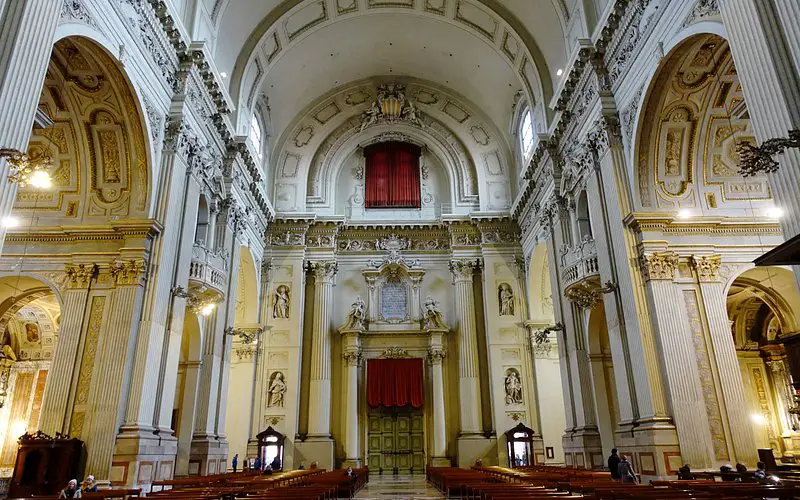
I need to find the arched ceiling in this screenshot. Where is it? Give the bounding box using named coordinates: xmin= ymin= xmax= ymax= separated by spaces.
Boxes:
xmin=207 ymin=0 xmax=574 ymax=143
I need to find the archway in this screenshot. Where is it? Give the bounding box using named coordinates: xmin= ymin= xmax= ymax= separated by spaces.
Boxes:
xmin=586 ymin=304 xmax=618 ymax=457
xmin=223 ymin=247 xmax=260 ymax=470
xmin=174 ymin=312 xmax=203 ymax=476
xmin=0 ymin=34 xmax=153 ymax=483
xmin=0 ymin=276 xmax=61 ymax=475
xmin=728 ymin=266 xmax=800 ymax=461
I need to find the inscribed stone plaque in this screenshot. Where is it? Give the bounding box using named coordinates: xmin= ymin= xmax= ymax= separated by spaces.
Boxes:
xmin=381 ymin=282 xmax=407 ymax=320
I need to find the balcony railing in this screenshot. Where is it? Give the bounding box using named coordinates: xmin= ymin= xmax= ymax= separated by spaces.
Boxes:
xmin=345 ymin=202 xmax=453 ymax=222
xmin=189 ymin=243 xmax=228 ymax=294
xmin=561 ymin=237 xmax=600 ymax=289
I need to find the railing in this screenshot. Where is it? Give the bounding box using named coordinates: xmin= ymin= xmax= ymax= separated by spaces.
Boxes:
xmin=561 ymin=237 xmax=599 ymax=289
xmin=189 ymin=243 xmax=228 ymax=293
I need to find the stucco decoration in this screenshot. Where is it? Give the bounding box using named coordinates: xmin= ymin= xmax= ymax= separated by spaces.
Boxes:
xmin=229 ymin=0 xmax=549 ymax=134
xmin=636 ymin=34 xmax=771 ymax=211
xmin=504 ymin=367 xmax=523 ymax=405
xmin=19 ymin=37 xmax=150 ymax=222
xmin=273 ymin=78 xmax=512 ymax=214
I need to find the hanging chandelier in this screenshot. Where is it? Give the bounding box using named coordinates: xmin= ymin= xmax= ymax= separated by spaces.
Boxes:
xmin=737 ymin=129 xmax=800 ymax=177
xmin=1 ymin=148 xmax=53 ymax=188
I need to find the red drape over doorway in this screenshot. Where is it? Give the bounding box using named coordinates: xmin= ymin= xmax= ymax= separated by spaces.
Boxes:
xmin=364 ymin=141 xmax=421 ymax=208
xmin=367 ymin=358 xmax=424 ymax=409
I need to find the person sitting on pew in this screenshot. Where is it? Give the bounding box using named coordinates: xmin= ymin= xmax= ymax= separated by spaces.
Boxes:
xmin=618 ymin=455 xmax=638 ymax=484
xmin=310 ymin=461 xmax=318 ymax=470
xmin=253 ymin=456 xmax=262 ymax=471
xmin=262 ymin=465 xmax=273 ymax=475
xmin=345 ymin=466 xmax=357 ymax=485
xmin=677 ymin=464 xmax=694 ymax=480
xmin=270 ymin=455 xmax=282 ymax=471
xmin=755 ymin=461 xmax=768 ymax=482
xmin=720 ymin=464 xmax=736 ymax=481
xmin=608 ymin=449 xmax=621 ymax=480
xmin=81 ymin=475 xmax=98 ymax=493
xmin=298 ymin=462 xmax=306 ymax=470
xmin=59 ymin=479 xmax=82 ymax=499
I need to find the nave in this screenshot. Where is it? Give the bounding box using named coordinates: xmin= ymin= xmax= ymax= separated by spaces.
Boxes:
xmin=353 ymin=475 xmax=444 ymax=499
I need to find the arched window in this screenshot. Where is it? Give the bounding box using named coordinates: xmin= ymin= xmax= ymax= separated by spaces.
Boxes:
xmin=519 ymin=108 xmax=534 ymax=156
xmin=249 ymin=114 xmax=263 ymax=158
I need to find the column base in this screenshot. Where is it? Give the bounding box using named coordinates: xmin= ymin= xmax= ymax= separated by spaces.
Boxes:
xmin=456 ymin=434 xmax=497 ymax=467
xmin=342 ymin=458 xmax=363 ymax=468
xmin=112 ymin=431 xmax=178 ymax=490
xmin=614 ymin=418 xmax=680 ymax=480
xmin=295 ymin=436 xmax=336 ymax=471
xmin=429 ymin=456 xmax=452 ymax=467
xmin=562 ymin=427 xmax=603 ymax=469
xmin=189 ymin=436 xmax=230 ymax=476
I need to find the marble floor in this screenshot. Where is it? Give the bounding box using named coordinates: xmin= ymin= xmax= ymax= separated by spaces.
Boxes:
xmin=353 ymin=474 xmax=446 ymax=499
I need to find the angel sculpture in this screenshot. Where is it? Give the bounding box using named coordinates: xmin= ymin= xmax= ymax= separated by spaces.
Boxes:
xmin=423 ymin=296 xmax=448 ymax=330
xmin=342 ymin=296 xmax=366 ymax=330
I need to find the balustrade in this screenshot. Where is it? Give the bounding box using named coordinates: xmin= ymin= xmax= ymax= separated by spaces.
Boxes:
xmin=561 ymin=237 xmax=599 ymax=289
xmin=189 ymin=243 xmax=228 ymax=293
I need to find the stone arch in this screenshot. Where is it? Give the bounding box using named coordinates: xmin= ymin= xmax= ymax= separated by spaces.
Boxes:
xmin=228 ymin=0 xmax=553 ymax=133
xmin=16 ymin=34 xmax=153 ymax=223
xmin=633 ymin=31 xmax=772 ymax=213
xmin=273 ymin=78 xmax=512 ymax=214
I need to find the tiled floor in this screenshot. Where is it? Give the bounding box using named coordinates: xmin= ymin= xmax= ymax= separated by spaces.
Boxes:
xmin=353 ymin=474 xmax=446 ymax=499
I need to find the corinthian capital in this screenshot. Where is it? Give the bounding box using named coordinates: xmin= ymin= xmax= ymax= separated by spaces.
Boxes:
xmin=65 ymin=264 xmax=98 ymax=289
xmin=449 ymin=259 xmax=480 ymax=282
xmin=639 ymin=252 xmax=679 ymax=281
xmin=690 ymin=254 xmax=722 ymax=283
xmin=110 ymin=259 xmax=147 ymax=287
xmin=306 ymin=260 xmax=338 ymax=283
xmin=428 ymin=347 xmax=447 ymax=365
xmin=343 ymin=349 xmax=362 ymax=366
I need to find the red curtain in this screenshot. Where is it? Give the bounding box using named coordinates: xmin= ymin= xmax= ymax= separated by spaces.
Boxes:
xmin=364 ymin=142 xmax=421 ymax=208
xmin=367 ymin=358 xmax=424 ymax=409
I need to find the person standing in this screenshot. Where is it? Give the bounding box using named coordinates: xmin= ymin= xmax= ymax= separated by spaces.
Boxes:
xmin=232 ymin=453 xmax=238 ymax=473
xmin=618 ymin=455 xmax=638 ymax=483
xmin=607 ymin=449 xmax=621 ymax=480
xmin=253 ymin=456 xmax=262 ymax=471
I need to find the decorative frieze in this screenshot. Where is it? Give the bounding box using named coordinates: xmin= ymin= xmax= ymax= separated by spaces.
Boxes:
xmin=379 ymin=347 xmax=411 ymax=359
xmin=639 ymin=252 xmax=679 ymax=281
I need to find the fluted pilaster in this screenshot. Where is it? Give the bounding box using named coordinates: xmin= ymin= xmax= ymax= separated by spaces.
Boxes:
xmin=39 ymin=264 xmax=97 ymax=435
xmin=84 ymin=264 xmax=146 ymax=480
xmin=306 ymin=260 xmax=337 ymax=436
xmin=449 ymin=259 xmax=482 ymax=434
xmin=640 ymin=253 xmax=714 ymax=468
xmin=428 ymin=346 xmax=448 ymax=458
xmin=343 ymin=347 xmax=361 ymax=463
xmin=691 ymin=255 xmax=758 ymax=464
xmin=720 ymin=0 xmax=800 ymax=240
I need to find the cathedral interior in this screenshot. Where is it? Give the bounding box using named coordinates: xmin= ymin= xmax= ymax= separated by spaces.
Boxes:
xmin=1 ymin=0 xmax=800 ymax=496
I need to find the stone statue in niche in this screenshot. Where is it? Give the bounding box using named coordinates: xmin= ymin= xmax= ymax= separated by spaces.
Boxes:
xmin=423 ymin=296 xmax=447 ymax=330
xmin=267 ymin=371 xmax=287 ymax=408
xmin=505 ymin=368 xmax=523 ymax=405
xmin=499 ymin=283 xmax=515 ymax=316
xmin=273 ymin=285 xmax=290 ymax=319
xmin=342 ymin=296 xmax=366 ymax=330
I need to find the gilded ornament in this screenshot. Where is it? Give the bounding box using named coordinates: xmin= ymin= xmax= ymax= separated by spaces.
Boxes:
xmin=691 ymin=254 xmax=722 ymax=282
xmin=639 ymin=252 xmax=678 ymax=281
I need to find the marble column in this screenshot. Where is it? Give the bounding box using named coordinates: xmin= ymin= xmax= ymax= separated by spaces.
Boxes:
xmin=306 ymin=260 xmax=337 ymax=437
xmin=428 ymin=337 xmax=449 ymax=465
xmin=720 ymin=1 xmax=800 ymax=261
xmin=449 ymin=259 xmax=483 ymax=435
xmin=639 ymin=252 xmax=715 ymax=469
xmin=342 ymin=338 xmax=361 ymax=466
xmin=39 ymin=264 xmax=96 ymax=436
xmin=84 ymin=260 xmax=148 ymax=482
xmin=0 ymin=0 xmax=61 ymax=252
xmin=691 ymin=255 xmax=758 ymax=465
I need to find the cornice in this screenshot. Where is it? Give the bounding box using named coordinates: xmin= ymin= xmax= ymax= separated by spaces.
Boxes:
xmin=624 ymin=213 xmax=783 ymax=235
xmin=3 ymin=220 xmax=163 ymax=244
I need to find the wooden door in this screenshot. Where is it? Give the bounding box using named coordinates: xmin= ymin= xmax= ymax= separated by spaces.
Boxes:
xmin=366 ymin=408 xmax=425 ymax=474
